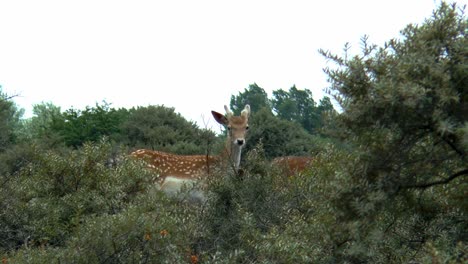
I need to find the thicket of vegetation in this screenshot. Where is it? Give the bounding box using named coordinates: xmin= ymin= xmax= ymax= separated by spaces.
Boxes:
xmin=0 ymin=2 xmax=466 ymax=263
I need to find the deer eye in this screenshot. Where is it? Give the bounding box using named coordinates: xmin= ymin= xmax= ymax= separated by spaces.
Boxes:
xmin=246 ymin=125 xmax=250 ymax=130
xmin=227 ymin=126 xmax=231 ymax=131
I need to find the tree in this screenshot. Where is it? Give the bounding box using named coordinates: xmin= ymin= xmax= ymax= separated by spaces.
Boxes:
xmin=230 ymin=83 xmax=271 ymax=115
xmin=0 ymin=87 xmax=28 ymax=177
xmin=317 ymin=2 xmax=467 ymax=261
xmin=315 ymin=96 xmax=336 ymax=131
xmin=0 ymin=87 xmax=23 ymax=152
xmin=19 ymin=102 xmax=63 ymax=146
xmin=121 ymin=105 xmax=217 ymax=155
xmin=52 ymin=102 xmax=130 ymax=148
xmin=271 ymin=85 xmax=321 ymax=133
xmin=245 ymin=107 xmax=316 ymax=158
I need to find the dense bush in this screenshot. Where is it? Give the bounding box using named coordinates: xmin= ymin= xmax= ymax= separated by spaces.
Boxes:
xmin=7 ymin=188 xmax=201 ymax=264
xmin=0 ymin=139 xmax=154 ymax=252
xmin=246 ymin=107 xmax=323 ymax=158
xmin=50 ymin=102 xmax=130 ymax=148
xmin=1 ymin=139 xmax=465 ymax=263
xmin=121 ymin=105 xmax=220 ymax=155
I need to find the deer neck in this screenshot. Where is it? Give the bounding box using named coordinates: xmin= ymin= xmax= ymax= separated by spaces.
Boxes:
xmin=223 ymin=136 xmax=243 ymax=171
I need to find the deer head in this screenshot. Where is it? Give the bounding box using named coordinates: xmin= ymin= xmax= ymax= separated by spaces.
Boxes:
xmin=211 ymin=104 xmax=250 ymax=170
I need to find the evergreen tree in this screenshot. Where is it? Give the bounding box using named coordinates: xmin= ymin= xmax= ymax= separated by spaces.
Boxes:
xmin=317 ymin=2 xmax=467 ymax=261
xmin=271 ymin=85 xmax=320 ymax=133
xmin=230 ymin=83 xmax=271 ymax=115
xmin=52 ymin=102 xmax=130 ymax=148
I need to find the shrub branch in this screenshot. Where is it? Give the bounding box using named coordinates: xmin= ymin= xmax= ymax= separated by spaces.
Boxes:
xmin=403 ymin=169 xmax=468 ymax=189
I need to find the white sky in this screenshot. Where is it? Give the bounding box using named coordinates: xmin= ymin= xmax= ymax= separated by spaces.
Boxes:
xmin=0 ymin=0 xmax=463 ymax=128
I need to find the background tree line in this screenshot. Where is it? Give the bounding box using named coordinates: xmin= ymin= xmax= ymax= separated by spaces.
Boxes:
xmin=0 ymin=2 xmax=466 ymax=263
xmin=1 ymin=82 xmax=333 ymax=164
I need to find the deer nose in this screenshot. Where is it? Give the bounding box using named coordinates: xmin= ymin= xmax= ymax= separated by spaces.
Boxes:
xmin=236 ymin=139 xmax=245 ymax=146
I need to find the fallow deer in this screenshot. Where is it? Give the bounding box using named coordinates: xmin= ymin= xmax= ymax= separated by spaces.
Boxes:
xmin=131 ymin=104 xmax=250 ymax=202
xmin=272 ymin=156 xmax=314 ymax=176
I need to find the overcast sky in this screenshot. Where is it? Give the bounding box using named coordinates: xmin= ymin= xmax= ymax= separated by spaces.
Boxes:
xmin=0 ymin=0 xmax=463 ymax=128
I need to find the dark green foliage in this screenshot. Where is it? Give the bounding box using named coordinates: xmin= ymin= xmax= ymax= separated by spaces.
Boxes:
xmin=4 ymin=140 xmax=465 ymax=263
xmin=0 ymin=139 xmax=154 ymax=252
xmin=225 ymin=80 xmax=335 ymax=161
xmin=0 ymin=142 xmax=37 ymax=178
xmin=231 ymin=83 xmax=335 ymax=135
xmin=0 ymin=89 xmax=30 ymax=177
xmin=196 ymin=146 xmax=299 ymax=262
xmin=20 ymin=102 xmax=219 ymax=155
xmin=8 ymin=190 xmax=200 ymax=264
xmin=19 ymin=102 xmax=64 ymax=148
xmin=230 ymin=83 xmax=271 ymax=115
xmin=246 ymin=107 xmax=318 ymax=158
xmin=229 ymin=84 xmax=333 ymax=157
xmin=121 ymin=105 xmax=219 ymax=154
xmin=272 ymin=85 xmax=326 ymax=133
xmin=29 ymin=101 xmax=132 ymax=148
xmin=320 ymin=1 xmax=467 ymax=193
xmin=0 ymin=88 xmax=23 ymax=151
xmin=52 ymin=102 xmax=130 ymax=148
xmin=316 ymin=2 xmax=467 ymax=262
xmin=316 ymin=96 xmax=335 ymax=129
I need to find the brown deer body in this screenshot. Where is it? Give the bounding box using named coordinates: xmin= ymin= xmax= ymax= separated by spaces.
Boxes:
xmin=131 ymin=105 xmax=250 ymax=201
xmin=272 ymin=156 xmax=314 ymax=176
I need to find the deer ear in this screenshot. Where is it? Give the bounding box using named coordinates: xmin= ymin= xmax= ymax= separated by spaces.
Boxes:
xmin=211 ymin=111 xmax=228 ymax=125
xmin=241 ymin=104 xmax=250 ymax=118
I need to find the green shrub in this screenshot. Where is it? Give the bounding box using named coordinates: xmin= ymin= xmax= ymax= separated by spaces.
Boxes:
xmin=3 ymin=140 xmax=465 ymax=263
xmin=0 ymin=139 xmax=154 ymax=252
xmin=193 ymin=145 xmax=314 ymax=262
xmin=9 ymin=189 xmax=199 ymax=263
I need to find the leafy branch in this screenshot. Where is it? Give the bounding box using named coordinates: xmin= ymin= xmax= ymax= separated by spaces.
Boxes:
xmin=403 ymin=168 xmax=468 ymax=189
